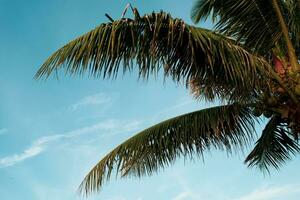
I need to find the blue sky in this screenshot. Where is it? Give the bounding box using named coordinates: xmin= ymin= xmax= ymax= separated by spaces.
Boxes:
xmin=1 ymin=0 xmax=300 ymax=200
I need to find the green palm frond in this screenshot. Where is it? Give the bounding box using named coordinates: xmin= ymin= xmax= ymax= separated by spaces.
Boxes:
xmin=245 ymin=116 xmax=300 ymax=172
xmin=36 ymin=11 xmax=271 ymax=101
xmin=79 ymin=104 xmax=256 ymax=195
xmin=286 ymin=0 xmax=300 ymax=58
xmin=191 ymin=0 xmax=283 ymax=54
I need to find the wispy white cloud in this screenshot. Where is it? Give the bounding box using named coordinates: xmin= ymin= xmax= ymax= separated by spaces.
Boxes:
xmin=0 ymin=128 xmax=8 ymax=135
xmin=0 ymin=119 xmax=141 ymax=168
xmin=104 ymin=197 xmax=143 ymax=200
xmin=149 ymin=96 xmax=213 ymax=124
xmin=0 ymin=135 xmax=62 ymax=168
xmin=70 ymin=93 xmax=111 ymax=110
xmin=105 ymin=197 xmax=127 ymax=200
xmin=154 ymin=98 xmax=193 ymax=116
xmin=149 ymin=98 xmax=194 ymax=124
xmin=172 ymin=191 xmax=200 ymax=200
xmin=169 ymin=171 xmax=201 ymax=200
xmin=0 ymin=145 xmax=43 ymax=167
xmin=235 ymin=184 xmax=300 ymax=200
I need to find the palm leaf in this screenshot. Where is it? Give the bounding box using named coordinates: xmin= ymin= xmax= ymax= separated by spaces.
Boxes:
xmin=36 ymin=11 xmax=271 ymax=101
xmin=245 ymin=116 xmax=300 ymax=172
xmin=79 ymin=103 xmax=256 ymax=195
xmin=191 ymin=0 xmax=283 ymax=54
xmin=285 ymin=0 xmax=300 ymax=58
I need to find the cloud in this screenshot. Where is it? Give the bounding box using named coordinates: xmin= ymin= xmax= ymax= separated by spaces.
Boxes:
xmin=0 ymin=134 xmax=62 ymax=168
xmin=172 ymin=191 xmax=200 ymax=200
xmin=235 ymin=184 xmax=300 ymax=200
xmin=0 ymin=119 xmax=141 ymax=168
xmin=0 ymin=128 xmax=8 ymax=135
xmin=104 ymin=197 xmax=143 ymax=200
xmin=149 ymin=96 xmax=210 ymax=124
xmin=0 ymin=145 xmax=43 ymax=167
xmin=105 ymin=197 xmax=127 ymax=200
xmin=169 ymin=171 xmax=201 ymax=200
xmin=154 ymin=98 xmax=193 ymax=116
xmin=70 ymin=93 xmax=111 ymax=110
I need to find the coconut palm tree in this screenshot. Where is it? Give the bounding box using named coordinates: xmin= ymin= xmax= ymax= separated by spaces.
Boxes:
xmin=36 ymin=0 xmax=300 ymax=195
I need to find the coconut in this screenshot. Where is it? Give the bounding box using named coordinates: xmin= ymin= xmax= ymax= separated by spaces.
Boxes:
xmin=267 ymin=96 xmax=278 ymax=106
xmin=288 ymin=121 xmax=296 ymax=128
xmin=276 ymin=87 xmax=285 ymax=93
xmin=263 ymin=110 xmax=273 ymax=118
xmin=281 ymin=109 xmax=289 ymax=119
xmin=253 ymin=108 xmax=262 ymax=117
xmin=295 ymin=74 xmax=300 ymax=82
xmin=295 ymin=84 xmax=300 ymax=96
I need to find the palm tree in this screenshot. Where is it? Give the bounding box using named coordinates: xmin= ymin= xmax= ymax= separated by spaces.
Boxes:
xmin=36 ymin=0 xmax=300 ymax=196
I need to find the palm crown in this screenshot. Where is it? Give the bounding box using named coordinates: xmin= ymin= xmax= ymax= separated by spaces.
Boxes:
xmin=36 ymin=0 xmax=300 ymax=196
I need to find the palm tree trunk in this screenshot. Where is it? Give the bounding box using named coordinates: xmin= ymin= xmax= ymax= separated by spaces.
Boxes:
xmin=272 ymin=0 xmax=299 ymax=72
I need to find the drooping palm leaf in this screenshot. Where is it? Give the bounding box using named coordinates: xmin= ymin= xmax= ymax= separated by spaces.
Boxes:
xmin=79 ymin=104 xmax=256 ymax=195
xmin=285 ymin=0 xmax=300 ymax=58
xmin=245 ymin=116 xmax=300 ymax=172
xmin=191 ymin=0 xmax=285 ymax=54
xmin=36 ymin=11 xmax=271 ymax=101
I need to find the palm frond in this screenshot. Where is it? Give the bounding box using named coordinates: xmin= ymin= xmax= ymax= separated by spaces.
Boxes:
xmin=245 ymin=116 xmax=300 ymax=172
xmin=285 ymin=0 xmax=300 ymax=58
xmin=79 ymin=104 xmax=256 ymax=195
xmin=36 ymin=11 xmax=271 ymax=101
xmin=191 ymin=0 xmax=282 ymax=54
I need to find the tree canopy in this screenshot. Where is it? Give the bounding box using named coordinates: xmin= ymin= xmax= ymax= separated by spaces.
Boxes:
xmin=37 ymin=0 xmax=300 ymax=195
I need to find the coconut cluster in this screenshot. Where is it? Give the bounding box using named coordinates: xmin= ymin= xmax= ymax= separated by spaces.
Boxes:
xmin=188 ymin=54 xmax=300 ymax=137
